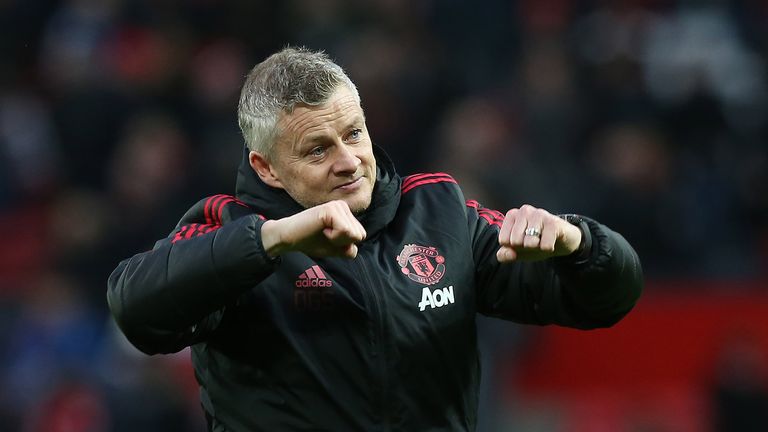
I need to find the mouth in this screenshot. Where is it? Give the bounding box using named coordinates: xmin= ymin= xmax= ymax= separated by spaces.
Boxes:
xmin=334 ymin=177 xmax=364 ymax=191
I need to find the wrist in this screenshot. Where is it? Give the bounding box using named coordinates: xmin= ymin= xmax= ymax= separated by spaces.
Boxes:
xmin=558 ymin=214 xmax=592 ymax=263
xmin=261 ymin=219 xmax=290 ymax=257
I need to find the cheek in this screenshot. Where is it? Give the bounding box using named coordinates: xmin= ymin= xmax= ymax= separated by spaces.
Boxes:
xmin=360 ymin=143 xmax=376 ymax=166
xmin=294 ymin=165 xmax=327 ymax=189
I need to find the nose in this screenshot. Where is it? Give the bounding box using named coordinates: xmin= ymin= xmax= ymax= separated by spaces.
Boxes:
xmin=332 ymin=144 xmax=361 ymax=175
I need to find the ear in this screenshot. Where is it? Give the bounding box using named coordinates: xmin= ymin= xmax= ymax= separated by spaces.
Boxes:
xmin=249 ymin=151 xmax=284 ymax=189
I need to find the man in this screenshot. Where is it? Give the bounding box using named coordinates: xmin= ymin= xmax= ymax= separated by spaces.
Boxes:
xmin=107 ymin=47 xmax=642 ymax=431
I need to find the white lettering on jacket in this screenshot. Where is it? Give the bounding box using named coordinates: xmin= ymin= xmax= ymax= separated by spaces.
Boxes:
xmin=418 ymin=285 xmax=455 ymax=311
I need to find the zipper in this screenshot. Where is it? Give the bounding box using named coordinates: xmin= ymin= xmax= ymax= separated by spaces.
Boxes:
xmin=354 ymin=245 xmax=391 ymax=431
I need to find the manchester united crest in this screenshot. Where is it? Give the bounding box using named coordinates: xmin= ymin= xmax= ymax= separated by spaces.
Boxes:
xmin=396 ymin=244 xmax=446 ymax=285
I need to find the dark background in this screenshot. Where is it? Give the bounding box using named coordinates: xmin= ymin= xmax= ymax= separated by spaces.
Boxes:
xmin=1 ymin=0 xmax=766 ymax=430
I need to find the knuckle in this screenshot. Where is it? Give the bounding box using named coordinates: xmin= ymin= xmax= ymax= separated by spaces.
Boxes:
xmin=319 ymin=203 xmax=336 ymax=216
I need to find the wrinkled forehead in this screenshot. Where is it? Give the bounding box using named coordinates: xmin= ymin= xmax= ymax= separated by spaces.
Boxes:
xmin=276 ymin=86 xmax=365 ymax=148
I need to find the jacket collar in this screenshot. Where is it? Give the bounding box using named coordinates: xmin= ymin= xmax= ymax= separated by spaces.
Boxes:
xmin=235 ymin=144 xmax=401 ymax=238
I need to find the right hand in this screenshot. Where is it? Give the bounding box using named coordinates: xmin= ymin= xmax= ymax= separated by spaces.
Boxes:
xmin=260 ymin=200 xmax=367 ymax=259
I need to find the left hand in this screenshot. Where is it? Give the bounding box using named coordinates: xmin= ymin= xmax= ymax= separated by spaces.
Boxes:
xmin=496 ymin=204 xmax=582 ymax=263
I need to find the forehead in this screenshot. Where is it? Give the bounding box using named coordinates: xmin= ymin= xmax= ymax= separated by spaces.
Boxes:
xmin=277 ymin=86 xmax=363 ymax=146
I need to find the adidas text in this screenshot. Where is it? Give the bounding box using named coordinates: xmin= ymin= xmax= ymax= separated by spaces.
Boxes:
xmin=294 ymin=265 xmax=335 ymax=312
xmin=295 ymin=278 xmax=332 ymax=288
xmin=418 ymin=285 xmax=455 ymax=311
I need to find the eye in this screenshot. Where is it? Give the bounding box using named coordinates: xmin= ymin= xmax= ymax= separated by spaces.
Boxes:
xmin=346 ymin=128 xmax=363 ymax=143
xmin=308 ymin=146 xmax=326 ymax=157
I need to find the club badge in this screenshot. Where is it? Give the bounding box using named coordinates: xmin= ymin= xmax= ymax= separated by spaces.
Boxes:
xmin=396 ymin=244 xmax=446 ymax=285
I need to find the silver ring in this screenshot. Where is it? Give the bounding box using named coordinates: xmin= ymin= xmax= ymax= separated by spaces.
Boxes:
xmin=524 ymin=227 xmax=541 ymax=237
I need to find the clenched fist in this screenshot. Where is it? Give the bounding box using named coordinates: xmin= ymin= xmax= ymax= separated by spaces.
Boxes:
xmin=261 ymin=200 xmax=367 ymax=259
xmin=496 ymin=204 xmax=582 ymax=263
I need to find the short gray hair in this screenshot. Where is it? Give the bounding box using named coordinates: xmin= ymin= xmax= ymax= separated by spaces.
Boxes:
xmin=237 ymin=47 xmax=360 ymax=159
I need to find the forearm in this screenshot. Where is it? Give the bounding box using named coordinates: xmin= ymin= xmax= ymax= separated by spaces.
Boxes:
xmin=474 ymin=214 xmax=642 ymax=329
xmin=553 ymin=216 xmax=643 ymax=327
xmin=107 ymin=214 xmax=277 ymax=352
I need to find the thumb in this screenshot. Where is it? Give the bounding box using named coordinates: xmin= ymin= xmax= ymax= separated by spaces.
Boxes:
xmin=343 ymin=243 xmax=359 ymax=259
xmin=496 ymin=246 xmax=517 ymax=263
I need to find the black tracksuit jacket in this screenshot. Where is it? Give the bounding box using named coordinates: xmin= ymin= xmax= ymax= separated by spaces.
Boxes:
xmin=107 ymin=146 xmax=643 ymax=431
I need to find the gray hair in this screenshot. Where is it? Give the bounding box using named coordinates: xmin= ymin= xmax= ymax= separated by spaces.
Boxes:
xmin=237 ymin=47 xmax=360 ymax=159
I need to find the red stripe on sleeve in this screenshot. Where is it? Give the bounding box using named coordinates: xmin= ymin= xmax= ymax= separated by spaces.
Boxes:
xmin=466 ymin=200 xmax=505 ymax=228
xmin=171 ymin=195 xmax=258 ymax=244
xmin=478 ymin=209 xmax=504 ymax=222
xmin=204 ymin=195 xmax=221 ymax=225
xmin=184 ymin=223 xmax=198 ymax=239
xmin=209 ymin=195 xmax=233 ymax=224
xmin=202 ymin=224 xmax=220 ymax=234
xmin=171 ymin=223 xmax=222 ymax=243
xmin=478 ymin=213 xmax=503 ymax=227
xmin=482 ymin=214 xmax=504 ymax=227
xmin=401 ymin=176 xmax=458 ymax=194
xmin=203 ymin=197 xmax=214 ymax=225
xmin=402 ymin=172 xmax=454 ymax=189
xmin=401 ymin=173 xmax=433 ymax=189
xmin=208 ymin=195 xmax=229 ymax=223
xmin=216 ymin=198 xmax=237 ymax=224
xmin=172 ymin=226 xmax=189 ymax=243
xmin=206 ymin=194 xmax=230 ymax=225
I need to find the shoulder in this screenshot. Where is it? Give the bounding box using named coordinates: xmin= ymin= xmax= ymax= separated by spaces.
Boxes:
xmin=399 ymin=173 xmax=505 ymax=228
xmin=399 ymin=172 xmax=467 ymax=217
xmin=193 ymin=194 xmax=256 ymax=225
xmin=169 ymin=194 xmax=263 ymax=243
xmin=401 ymin=172 xmax=459 ymax=195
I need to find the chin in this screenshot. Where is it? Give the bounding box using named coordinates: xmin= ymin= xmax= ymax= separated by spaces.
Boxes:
xmin=344 ymin=192 xmax=373 ymax=215
xmin=346 ymin=198 xmax=372 ymax=215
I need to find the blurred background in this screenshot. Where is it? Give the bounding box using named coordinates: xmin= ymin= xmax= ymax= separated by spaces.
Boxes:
xmin=1 ymin=0 xmax=767 ymax=430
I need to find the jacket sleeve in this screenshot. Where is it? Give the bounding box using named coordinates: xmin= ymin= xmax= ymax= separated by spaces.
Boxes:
xmin=107 ymin=207 xmax=278 ymax=355
xmin=467 ymin=202 xmax=643 ymax=329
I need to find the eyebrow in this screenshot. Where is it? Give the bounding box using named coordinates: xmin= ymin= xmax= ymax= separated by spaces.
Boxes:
xmin=348 ymin=114 xmax=365 ymax=126
xmin=299 ymin=114 xmax=366 ymax=148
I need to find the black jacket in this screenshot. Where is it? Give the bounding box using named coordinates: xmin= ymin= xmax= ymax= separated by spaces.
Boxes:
xmin=107 ymin=146 xmax=642 ymax=431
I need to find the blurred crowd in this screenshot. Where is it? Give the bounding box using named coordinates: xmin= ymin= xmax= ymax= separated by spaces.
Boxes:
xmin=1 ymin=0 xmax=767 ymax=430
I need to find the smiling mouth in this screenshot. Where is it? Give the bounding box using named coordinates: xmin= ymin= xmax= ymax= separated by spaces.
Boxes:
xmin=335 ymin=177 xmax=364 ymax=190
